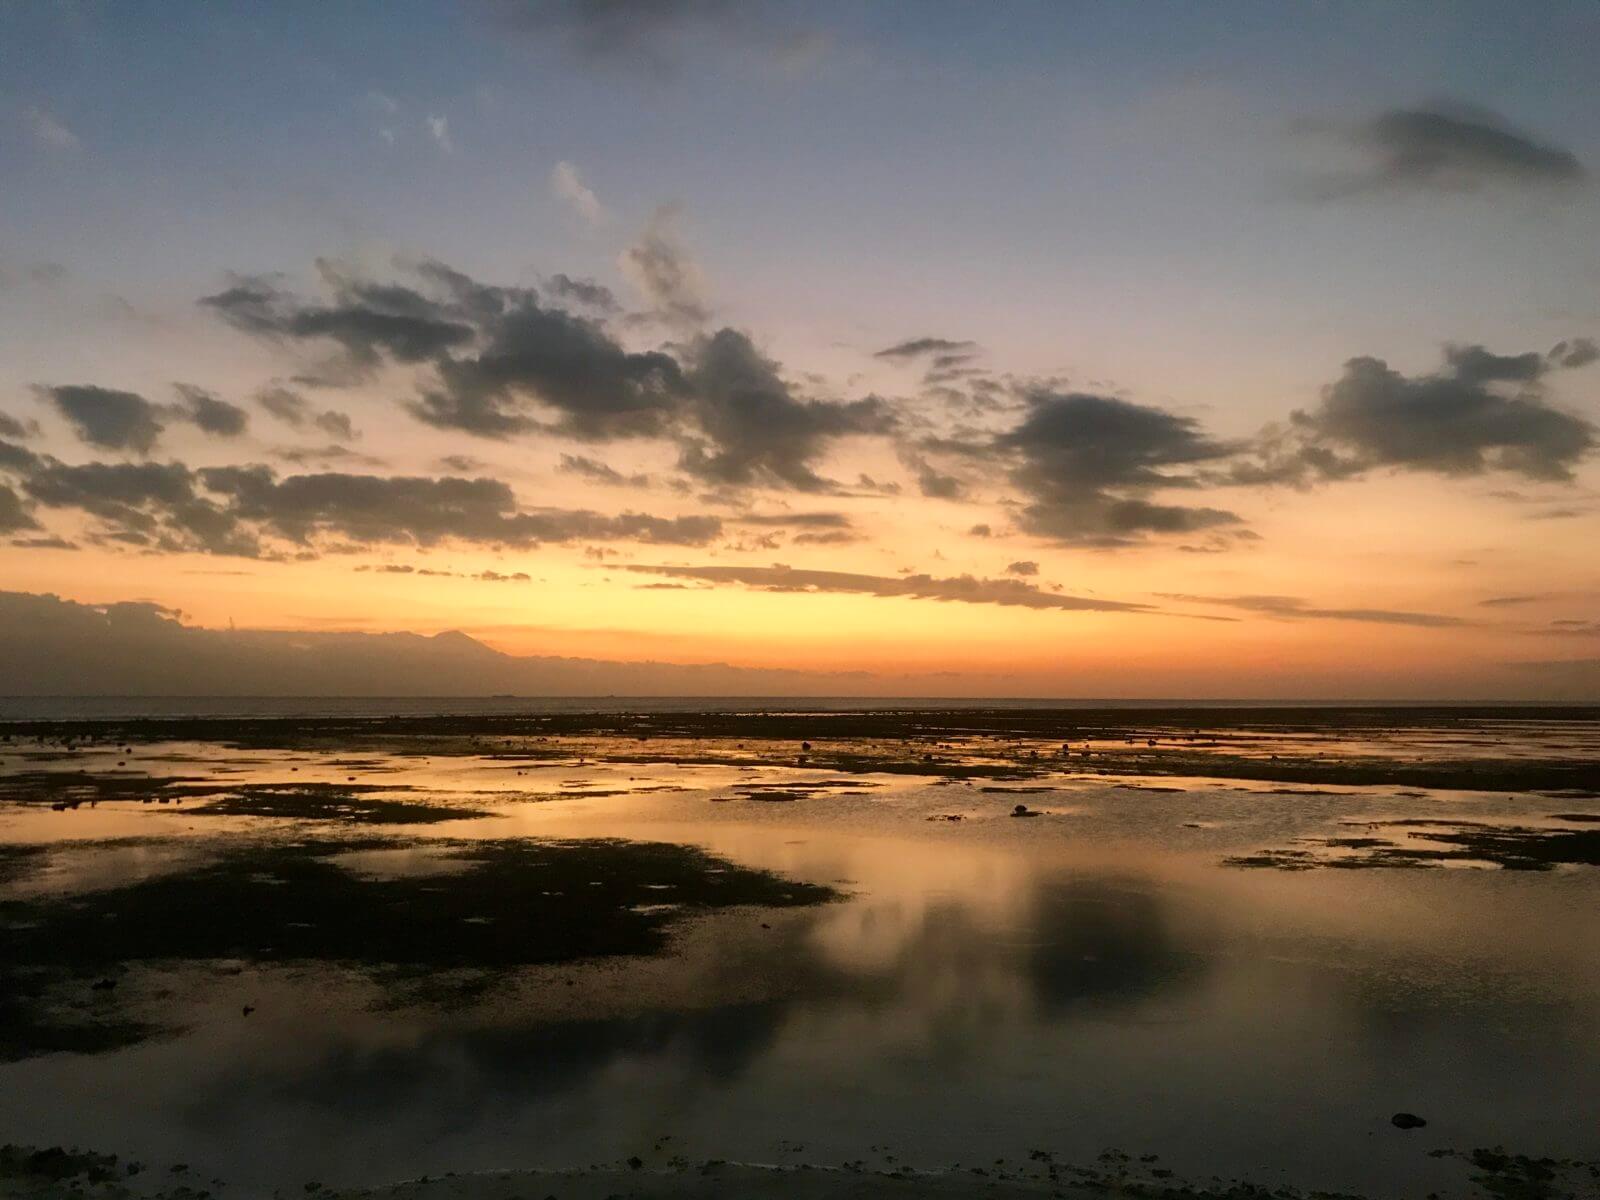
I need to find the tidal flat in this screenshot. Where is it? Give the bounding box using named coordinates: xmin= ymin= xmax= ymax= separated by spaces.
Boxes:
xmin=1 ymin=707 xmax=1597 ymax=1199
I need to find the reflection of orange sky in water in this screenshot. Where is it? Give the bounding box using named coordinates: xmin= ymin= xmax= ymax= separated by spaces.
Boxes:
xmin=4 ymin=733 xmax=1599 ymax=1194
xmin=6 ymin=736 xmax=1597 ymax=1001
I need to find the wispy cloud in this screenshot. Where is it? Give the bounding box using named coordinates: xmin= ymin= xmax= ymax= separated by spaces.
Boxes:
xmin=551 ymin=160 xmax=607 ymax=227
xmin=623 ymin=563 xmax=1149 ymax=613
xmin=425 ymin=114 xmax=452 ymax=153
xmin=23 ymin=105 xmax=80 ymax=152
xmin=1163 ymin=593 xmax=1466 ymax=628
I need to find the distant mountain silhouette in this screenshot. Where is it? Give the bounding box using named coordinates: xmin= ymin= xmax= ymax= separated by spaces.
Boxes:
xmin=0 ymin=591 xmax=877 ymax=696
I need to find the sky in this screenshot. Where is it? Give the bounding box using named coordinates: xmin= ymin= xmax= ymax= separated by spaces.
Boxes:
xmin=1 ymin=0 xmax=1598 ymax=698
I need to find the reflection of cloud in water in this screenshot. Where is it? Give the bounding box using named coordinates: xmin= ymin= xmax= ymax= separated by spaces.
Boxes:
xmin=182 ymin=1002 xmax=789 ymax=1138
xmin=156 ymin=866 xmax=1210 ymax=1161
xmin=1023 ymin=878 xmax=1203 ymax=1014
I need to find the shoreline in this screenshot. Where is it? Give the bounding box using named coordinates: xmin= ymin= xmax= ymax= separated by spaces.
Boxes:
xmin=7 ymin=1143 xmax=1597 ymax=1200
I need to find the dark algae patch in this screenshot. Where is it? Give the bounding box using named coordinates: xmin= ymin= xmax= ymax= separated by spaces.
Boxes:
xmin=1226 ymin=817 xmax=1600 ymax=871
xmin=176 ymin=782 xmax=486 ymax=825
xmin=0 ymin=837 xmax=836 ymax=1060
xmin=0 ymin=769 xmax=487 ymax=824
xmin=0 ymin=842 xmax=47 ymax=884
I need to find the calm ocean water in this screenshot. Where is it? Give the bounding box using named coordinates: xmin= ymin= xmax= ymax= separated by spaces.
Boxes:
xmin=0 ymin=694 xmax=1553 ymax=720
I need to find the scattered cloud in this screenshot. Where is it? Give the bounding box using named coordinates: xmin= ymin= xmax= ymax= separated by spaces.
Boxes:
xmin=0 ymin=442 xmax=724 ymax=558
xmin=1006 ymin=560 xmax=1038 ymax=576
xmin=678 ymin=328 xmax=895 ymax=490
xmin=255 ymin=386 xmax=358 ymax=440
xmin=544 ymin=272 xmax=618 ymax=311
xmin=734 ymin=511 xmax=853 ymax=529
xmin=1550 ymin=337 xmax=1598 ymax=370
xmin=0 ymin=484 xmax=40 ymax=533
xmin=203 ymin=269 xmax=476 ymax=376
xmin=271 ymin=444 xmax=386 ymax=467
xmin=1236 ymin=342 xmax=1596 ymax=485
xmin=558 ymin=453 xmax=650 ymax=487
xmin=997 ymin=391 xmax=1242 ymax=545
xmin=417 ymin=291 xmax=686 ymax=439
xmin=173 ymin=384 xmax=249 ymax=437
xmin=623 ymin=563 xmax=1149 ymax=613
xmin=0 ymin=412 xmax=35 ymax=441
xmin=901 ymin=450 xmax=967 ymax=500
xmin=10 ymin=535 xmax=75 ymax=550
xmin=36 ymin=385 xmax=166 ymax=454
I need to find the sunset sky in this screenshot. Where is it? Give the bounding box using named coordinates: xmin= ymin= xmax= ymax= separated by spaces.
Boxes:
xmin=2 ymin=1 xmax=1598 ymax=697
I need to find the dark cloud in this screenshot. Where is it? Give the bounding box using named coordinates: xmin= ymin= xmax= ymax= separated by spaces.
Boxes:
xmin=257 ymin=386 xmax=310 ymax=424
xmin=201 ymin=271 xmax=476 ymax=374
xmin=734 ymin=511 xmax=852 ymax=529
xmin=314 ymin=411 xmax=357 ymax=440
xmin=173 ymin=384 xmax=249 ymax=437
xmin=0 ymin=484 xmax=39 ymax=533
xmin=0 ymin=412 xmax=34 ymax=440
xmin=557 ymin=453 xmax=650 ymax=487
xmin=0 ymin=444 xmax=722 ymax=557
xmin=420 ymin=300 xmax=686 ymax=438
xmin=996 ymin=391 xmax=1242 ymax=544
xmin=622 ymin=563 xmax=1149 ymax=613
xmin=481 ymin=0 xmax=823 ymax=74
xmin=968 ymin=523 xmax=992 ymax=537
xmin=544 ymin=273 xmax=619 ymax=312
xmin=10 ymin=535 xmax=75 ymax=550
xmin=1305 ymin=106 xmax=1586 ymax=197
xmin=1443 ymin=344 xmax=1546 ymax=385
xmin=256 ymin=386 xmax=358 ymax=441
xmin=874 ymin=337 xmax=978 ymax=361
xmin=272 ymin=445 xmax=386 ymax=467
xmin=898 ymin=447 xmax=967 ymax=500
xmin=199 ymin=467 xmax=720 ymax=550
xmin=679 ymin=329 xmax=895 ymax=490
xmin=207 ymin=259 xmax=894 ymax=493
xmin=1478 ymin=595 xmax=1547 ymax=608
xmin=0 ymin=439 xmax=40 ymax=474
xmin=1006 ymin=561 xmax=1038 ymax=577
xmin=18 ymin=456 xmax=259 ymax=556
xmin=1164 ymin=593 xmax=1465 ymax=628
xmin=1550 ymin=338 xmax=1599 ymax=370
xmin=1246 ymin=344 xmax=1597 ymax=485
xmin=38 ymin=384 xmax=166 ymax=454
